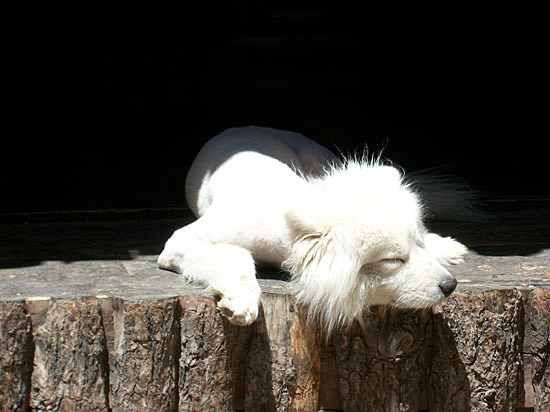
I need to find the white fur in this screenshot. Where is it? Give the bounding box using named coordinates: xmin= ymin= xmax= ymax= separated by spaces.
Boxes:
xmin=158 ymin=126 xmax=468 ymax=333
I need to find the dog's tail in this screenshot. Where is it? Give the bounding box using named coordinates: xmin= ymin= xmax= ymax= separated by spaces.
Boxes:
xmin=406 ymin=169 xmax=487 ymax=222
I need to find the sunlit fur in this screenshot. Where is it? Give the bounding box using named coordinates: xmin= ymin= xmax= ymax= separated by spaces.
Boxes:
xmin=158 ymin=126 xmax=468 ymax=334
xmin=283 ymin=159 xmax=465 ymax=333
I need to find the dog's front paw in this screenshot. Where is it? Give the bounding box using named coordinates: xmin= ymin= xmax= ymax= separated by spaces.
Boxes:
xmin=444 ymin=244 xmax=468 ymax=265
xmin=158 ymin=249 xmax=183 ymax=273
xmin=217 ymin=286 xmax=261 ymax=326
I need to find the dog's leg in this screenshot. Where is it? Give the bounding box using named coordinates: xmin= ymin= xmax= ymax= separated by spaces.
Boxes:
xmin=423 ymin=232 xmax=468 ymax=265
xmin=158 ymin=223 xmax=261 ymax=326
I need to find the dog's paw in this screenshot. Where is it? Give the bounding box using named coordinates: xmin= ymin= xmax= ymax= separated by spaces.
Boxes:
xmin=424 ymin=233 xmax=468 ymax=265
xmin=218 ymin=282 xmax=262 ymax=326
xmin=158 ymin=249 xmax=183 ymax=273
xmin=217 ymin=295 xmax=258 ymax=326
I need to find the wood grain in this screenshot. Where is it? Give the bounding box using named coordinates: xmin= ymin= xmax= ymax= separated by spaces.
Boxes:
xmin=29 ymin=298 xmax=109 ymax=412
xmin=0 ymin=301 xmax=33 ymax=412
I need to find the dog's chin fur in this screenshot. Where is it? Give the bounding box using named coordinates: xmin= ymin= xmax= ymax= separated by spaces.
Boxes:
xmin=282 ymin=159 xmax=464 ymax=334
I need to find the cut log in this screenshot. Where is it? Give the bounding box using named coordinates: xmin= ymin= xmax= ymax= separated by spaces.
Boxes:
xmin=109 ymin=297 xmax=180 ymax=412
xmin=333 ymin=306 xmax=432 ymax=412
xmin=29 ymin=298 xmax=109 ymax=412
xmin=430 ymin=290 xmax=524 ymax=412
xmin=0 ymin=301 xmax=33 ymax=412
xmin=525 ymin=289 xmax=550 ymax=412
xmin=178 ymin=294 xmax=252 ymax=412
xmin=1 ymin=282 xmax=550 ymax=412
xmin=244 ymin=288 xmax=321 ymax=412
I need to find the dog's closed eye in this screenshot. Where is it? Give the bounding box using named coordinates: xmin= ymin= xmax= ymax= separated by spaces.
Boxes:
xmin=378 ymin=258 xmax=406 ymax=272
xmin=381 ymin=257 xmax=406 ymax=265
xmin=361 ymin=257 xmax=406 ymax=275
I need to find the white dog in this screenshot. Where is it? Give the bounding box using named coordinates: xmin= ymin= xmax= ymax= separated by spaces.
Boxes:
xmin=158 ymin=126 xmax=470 ymax=333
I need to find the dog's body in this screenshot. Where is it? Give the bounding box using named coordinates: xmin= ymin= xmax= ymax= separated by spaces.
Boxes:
xmin=159 ymin=126 xmax=468 ymax=332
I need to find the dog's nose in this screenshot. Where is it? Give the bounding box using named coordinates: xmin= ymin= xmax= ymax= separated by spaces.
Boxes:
xmin=439 ymin=277 xmax=458 ymax=297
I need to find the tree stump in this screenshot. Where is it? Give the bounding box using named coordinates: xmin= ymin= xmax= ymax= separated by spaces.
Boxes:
xmin=1 ymin=211 xmax=550 ymax=411
xmin=430 ymin=290 xmax=524 ymax=412
xmin=525 ymin=289 xmax=550 ymax=412
xmin=29 ymin=298 xmax=109 ymax=412
xmin=109 ymin=297 xmax=180 ymax=412
xmin=244 ymin=288 xmax=321 ymax=412
xmin=178 ymin=294 xmax=248 ymax=411
xmin=333 ymin=306 xmax=433 ymax=412
xmin=0 ymin=301 xmax=33 ymax=412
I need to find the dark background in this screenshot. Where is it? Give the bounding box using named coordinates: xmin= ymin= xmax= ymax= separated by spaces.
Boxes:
xmin=4 ymin=1 xmax=548 ymax=213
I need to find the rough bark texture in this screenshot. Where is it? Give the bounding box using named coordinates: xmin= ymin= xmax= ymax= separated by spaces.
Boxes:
xmin=526 ymin=289 xmax=550 ymax=412
xmin=178 ymin=295 xmax=253 ymax=412
xmin=1 ymin=288 xmax=550 ymax=411
xmin=0 ymin=301 xmax=33 ymax=412
xmin=430 ymin=290 xmax=524 ymax=412
xmin=109 ymin=298 xmax=180 ymax=412
xmin=333 ymin=306 xmax=432 ymax=412
xmin=244 ymin=292 xmax=321 ymax=412
xmin=29 ymin=298 xmax=109 ymax=412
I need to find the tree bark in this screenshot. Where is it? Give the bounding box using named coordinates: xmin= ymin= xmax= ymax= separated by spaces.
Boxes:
xmin=244 ymin=291 xmax=321 ymax=412
xmin=178 ymin=295 xmax=253 ymax=412
xmin=109 ymin=297 xmax=180 ymax=412
xmin=2 ymin=279 xmax=550 ymax=412
xmin=525 ymin=289 xmax=550 ymax=412
xmin=0 ymin=301 xmax=33 ymax=412
xmin=333 ymin=306 xmax=432 ymax=412
xmin=29 ymin=298 xmax=110 ymax=412
xmin=430 ymin=290 xmax=524 ymax=412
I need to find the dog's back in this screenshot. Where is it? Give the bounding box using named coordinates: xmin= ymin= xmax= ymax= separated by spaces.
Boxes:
xmin=185 ymin=126 xmax=337 ymax=217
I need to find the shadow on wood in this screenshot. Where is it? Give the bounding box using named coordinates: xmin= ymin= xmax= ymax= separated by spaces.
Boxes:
xmin=333 ymin=306 xmax=433 ymax=412
xmin=245 ymin=292 xmax=321 ymax=412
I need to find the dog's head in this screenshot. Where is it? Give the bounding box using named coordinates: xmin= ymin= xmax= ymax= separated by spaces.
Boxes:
xmin=283 ymin=162 xmax=463 ymax=333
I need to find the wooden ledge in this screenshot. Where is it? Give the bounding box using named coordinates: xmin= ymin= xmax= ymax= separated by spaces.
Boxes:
xmin=1 ymin=208 xmax=550 ymax=411
xmin=2 ymin=251 xmax=550 ymax=302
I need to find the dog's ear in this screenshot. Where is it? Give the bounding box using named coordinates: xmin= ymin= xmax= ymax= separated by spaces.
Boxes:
xmin=282 ymin=219 xmax=364 ymax=332
xmin=284 ymin=193 xmax=363 ymax=278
